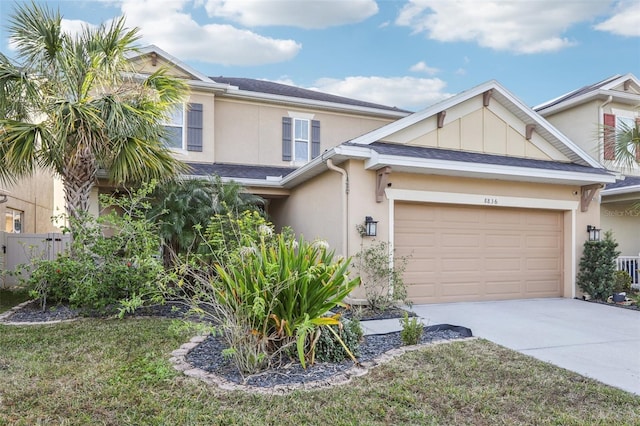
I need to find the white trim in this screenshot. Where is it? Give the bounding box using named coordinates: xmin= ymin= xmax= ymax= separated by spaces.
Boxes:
xmin=388 ymin=197 xmax=396 ymax=297
xmin=385 ymin=188 xmax=579 ymax=211
xmin=601 ymin=185 xmax=640 ymax=197
xmin=287 ymin=111 xmax=315 ymax=120
xmin=365 ymin=154 xmax=615 ymax=185
xmin=131 ymin=45 xmax=214 ymax=83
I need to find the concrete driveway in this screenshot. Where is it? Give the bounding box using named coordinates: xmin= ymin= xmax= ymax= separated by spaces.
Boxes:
xmin=364 ymin=298 xmax=640 ymax=395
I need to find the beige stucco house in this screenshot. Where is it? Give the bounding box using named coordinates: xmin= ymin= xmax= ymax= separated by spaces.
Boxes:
xmin=125 ymin=47 xmax=617 ymax=304
xmin=535 ymin=74 xmax=640 ymax=284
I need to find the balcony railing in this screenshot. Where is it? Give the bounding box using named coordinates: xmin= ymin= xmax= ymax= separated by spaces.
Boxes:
xmin=616 ymin=256 xmax=640 ymax=287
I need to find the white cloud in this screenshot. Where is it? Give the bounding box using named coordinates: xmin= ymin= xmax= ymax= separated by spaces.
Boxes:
xmin=409 ymin=61 xmax=439 ymax=75
xmin=61 ymin=19 xmax=96 ymax=36
xmin=115 ymin=0 xmax=300 ymax=65
xmin=312 ymin=76 xmax=452 ymax=110
xmin=595 ymin=1 xmax=640 ymax=37
xmin=395 ymin=0 xmax=611 ymax=54
xmin=203 ymin=0 xmax=378 ymax=29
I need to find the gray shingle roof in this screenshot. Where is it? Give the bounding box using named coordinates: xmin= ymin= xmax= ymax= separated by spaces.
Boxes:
xmin=211 ymin=76 xmax=411 ymax=113
xmin=605 ymin=175 xmax=640 ymax=190
xmin=186 ymin=162 xmax=297 ymax=180
xmin=365 ymin=142 xmax=611 ymax=175
xmin=534 ymin=75 xmax=620 ymax=112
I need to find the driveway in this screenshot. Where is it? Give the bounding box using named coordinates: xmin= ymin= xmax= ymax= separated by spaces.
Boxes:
xmin=363 ymin=298 xmax=640 ymax=395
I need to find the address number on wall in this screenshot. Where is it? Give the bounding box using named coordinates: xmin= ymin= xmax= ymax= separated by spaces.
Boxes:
xmin=484 ymin=197 xmax=499 ymax=205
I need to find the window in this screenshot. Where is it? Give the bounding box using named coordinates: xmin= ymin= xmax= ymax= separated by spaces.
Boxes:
xmin=294 ymin=118 xmax=310 ymax=162
xmin=282 ymin=116 xmax=320 ymax=163
xmin=5 ymin=208 xmax=23 ymax=233
xmin=163 ymin=105 xmax=185 ymax=149
xmin=604 ymin=112 xmax=639 ymax=161
xmin=161 ymin=103 xmax=203 ymax=152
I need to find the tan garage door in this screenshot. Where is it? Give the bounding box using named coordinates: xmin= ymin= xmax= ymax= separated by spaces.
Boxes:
xmin=395 ymin=202 xmax=563 ymax=304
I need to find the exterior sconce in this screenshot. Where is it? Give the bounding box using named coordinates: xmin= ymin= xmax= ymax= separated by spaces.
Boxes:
xmin=364 ymin=216 xmax=378 ymax=237
xmin=587 ymin=225 xmax=601 ymax=242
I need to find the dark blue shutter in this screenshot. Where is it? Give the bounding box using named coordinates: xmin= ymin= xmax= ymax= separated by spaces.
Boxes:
xmin=187 ymin=103 xmax=203 ymax=152
xmin=311 ymin=120 xmax=320 ymax=159
xmin=282 ymin=117 xmax=292 ymax=161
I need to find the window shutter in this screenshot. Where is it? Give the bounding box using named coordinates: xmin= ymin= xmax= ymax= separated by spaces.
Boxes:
xmin=187 ymin=103 xmax=203 ymax=152
xmin=603 ymin=113 xmax=615 ymax=160
xmin=311 ymin=120 xmax=321 ymax=159
xmin=282 ymin=117 xmax=292 ymax=161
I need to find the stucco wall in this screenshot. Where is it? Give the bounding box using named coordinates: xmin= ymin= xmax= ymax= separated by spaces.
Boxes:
xmin=601 ymin=202 xmax=640 ymax=255
xmin=0 ymin=169 xmax=58 ymax=234
xmin=212 ymin=98 xmax=396 ymax=167
xmin=269 ymin=169 xmax=343 ymax=252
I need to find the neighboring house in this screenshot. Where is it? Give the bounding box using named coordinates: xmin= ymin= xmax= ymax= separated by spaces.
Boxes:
xmin=535 ymin=74 xmax=640 ymax=283
xmin=126 ymin=47 xmax=616 ymax=304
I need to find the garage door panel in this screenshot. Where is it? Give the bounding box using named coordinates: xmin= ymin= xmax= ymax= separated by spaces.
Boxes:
xmin=441 ymin=232 xmax=481 ymax=248
xmin=485 ymin=257 xmax=522 ymax=271
xmin=396 ymin=202 xmax=563 ymax=303
xmin=441 ymin=257 xmax=482 ymax=272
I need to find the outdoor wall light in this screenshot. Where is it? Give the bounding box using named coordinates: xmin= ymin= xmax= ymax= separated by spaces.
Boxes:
xmin=364 ymin=216 xmax=378 ymax=237
xmin=587 ymin=225 xmax=601 ymax=242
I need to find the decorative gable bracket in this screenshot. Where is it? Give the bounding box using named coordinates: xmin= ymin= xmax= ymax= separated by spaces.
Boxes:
xmin=376 ymin=166 xmax=392 ymax=202
xmin=483 ymin=89 xmax=493 ymax=107
xmin=525 ymin=124 xmax=536 ymax=141
xmin=580 ymin=184 xmax=602 ymax=212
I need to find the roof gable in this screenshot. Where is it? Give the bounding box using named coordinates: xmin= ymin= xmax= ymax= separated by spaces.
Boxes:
xmin=534 ymin=74 xmax=640 ymax=114
xmin=127 ymin=45 xmax=215 ymax=82
xmin=348 ymin=80 xmax=600 ymax=168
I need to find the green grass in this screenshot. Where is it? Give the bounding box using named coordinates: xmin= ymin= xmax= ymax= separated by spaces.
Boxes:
xmin=1 ymin=318 xmax=638 ymax=425
xmin=0 ymin=288 xmax=30 ymax=314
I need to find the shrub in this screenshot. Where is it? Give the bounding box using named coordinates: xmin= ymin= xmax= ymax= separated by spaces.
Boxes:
xmin=19 ymin=183 xmax=165 ymax=312
xmin=354 ymin=240 xmax=411 ymax=312
xmin=576 ymin=231 xmax=620 ymax=301
xmin=167 ymin=216 xmax=360 ymax=374
xmin=399 ymin=312 xmax=424 ymax=346
xmin=314 ymin=318 xmax=363 ymax=363
xmin=613 ymin=270 xmax=632 ymax=294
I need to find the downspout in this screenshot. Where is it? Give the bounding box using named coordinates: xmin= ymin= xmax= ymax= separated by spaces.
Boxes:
xmin=326 ymin=159 xmax=349 ymax=257
xmin=599 ymin=95 xmax=613 ymax=164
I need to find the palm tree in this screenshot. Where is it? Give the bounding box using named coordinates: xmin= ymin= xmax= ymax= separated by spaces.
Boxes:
xmin=611 ymin=116 xmax=640 ymax=171
xmin=0 ymin=3 xmax=188 ymax=222
xmin=148 ymin=176 xmax=264 ymax=266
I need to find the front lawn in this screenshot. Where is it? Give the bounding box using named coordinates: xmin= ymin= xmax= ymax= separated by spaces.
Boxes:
xmin=0 ymin=288 xmax=30 ymax=314
xmin=1 ymin=318 xmax=638 ymax=425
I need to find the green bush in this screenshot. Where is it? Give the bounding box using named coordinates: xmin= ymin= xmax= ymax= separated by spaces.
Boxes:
xmin=19 ymin=183 xmax=165 ymax=312
xmin=314 ymin=318 xmax=363 ymax=363
xmin=613 ymin=271 xmax=632 ymax=294
xmin=576 ymin=231 xmax=620 ymax=301
xmin=169 ymin=214 xmax=360 ymax=373
xmin=399 ymin=312 xmax=424 ymax=346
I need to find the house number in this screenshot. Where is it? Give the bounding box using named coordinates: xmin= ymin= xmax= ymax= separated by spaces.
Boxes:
xmin=484 ymin=197 xmax=498 ymax=205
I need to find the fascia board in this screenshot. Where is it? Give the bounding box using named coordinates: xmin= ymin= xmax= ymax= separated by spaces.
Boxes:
xmin=365 ymin=154 xmax=616 ymax=185
xmin=601 ymin=185 xmax=640 ymax=196
xmin=182 ymin=174 xmax=284 ymax=188
xmin=222 ymin=90 xmax=410 ymax=119
xmin=132 ymin=45 xmax=214 ymax=83
xmin=535 ymin=89 xmax=640 ymax=116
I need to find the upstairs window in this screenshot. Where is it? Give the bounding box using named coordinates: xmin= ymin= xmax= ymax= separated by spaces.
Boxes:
xmin=294 ymin=118 xmax=310 ymax=162
xmin=5 ymin=208 xmax=23 ymax=233
xmin=282 ymin=116 xmax=320 ymax=163
xmin=604 ymin=112 xmax=639 ymax=161
xmin=162 ymin=103 xmax=203 ymax=152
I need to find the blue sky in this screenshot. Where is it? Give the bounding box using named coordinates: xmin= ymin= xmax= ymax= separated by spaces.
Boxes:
xmin=1 ymin=0 xmax=639 ymax=111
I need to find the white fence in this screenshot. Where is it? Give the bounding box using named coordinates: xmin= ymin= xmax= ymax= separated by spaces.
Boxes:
xmin=1 ymin=232 xmax=70 ymax=287
xmin=616 ymin=256 xmax=640 ymax=287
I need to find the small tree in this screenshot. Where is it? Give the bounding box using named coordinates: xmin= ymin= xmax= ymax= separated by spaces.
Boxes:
xmin=576 ymin=231 xmax=620 ymax=300
xmin=354 ymin=240 xmax=411 ymax=312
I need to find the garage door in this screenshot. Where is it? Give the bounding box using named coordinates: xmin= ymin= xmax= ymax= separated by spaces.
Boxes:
xmin=395 ymin=202 xmax=563 ymax=304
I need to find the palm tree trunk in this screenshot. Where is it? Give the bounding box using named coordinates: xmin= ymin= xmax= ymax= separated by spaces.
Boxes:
xmin=62 ymin=146 xmax=98 ymax=221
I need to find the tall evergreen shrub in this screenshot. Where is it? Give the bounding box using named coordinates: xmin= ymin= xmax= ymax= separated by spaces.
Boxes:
xmin=576 ymin=231 xmax=620 ymax=300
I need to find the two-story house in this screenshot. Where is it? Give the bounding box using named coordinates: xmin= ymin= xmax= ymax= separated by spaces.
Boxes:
xmin=125 ymin=46 xmax=616 ymax=304
xmin=535 ymin=74 xmax=640 ymax=284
